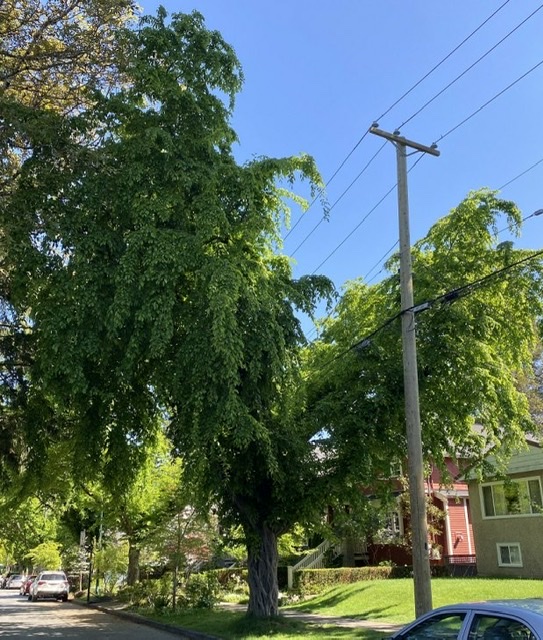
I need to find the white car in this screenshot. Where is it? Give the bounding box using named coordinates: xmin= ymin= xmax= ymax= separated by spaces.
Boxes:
xmin=29 ymin=571 xmax=69 ymax=602
xmin=6 ymin=575 xmax=24 ymax=590
xmin=391 ymin=599 xmax=543 ymax=640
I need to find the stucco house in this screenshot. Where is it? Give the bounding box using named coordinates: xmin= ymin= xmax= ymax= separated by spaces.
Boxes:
xmin=467 ymin=437 xmax=543 ymax=578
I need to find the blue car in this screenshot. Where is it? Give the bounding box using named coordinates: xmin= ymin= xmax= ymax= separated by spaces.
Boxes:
xmin=391 ymin=599 xmax=543 ymax=640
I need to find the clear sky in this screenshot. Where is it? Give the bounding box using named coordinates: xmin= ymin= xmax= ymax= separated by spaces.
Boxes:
xmin=139 ymin=0 xmax=543 ymax=327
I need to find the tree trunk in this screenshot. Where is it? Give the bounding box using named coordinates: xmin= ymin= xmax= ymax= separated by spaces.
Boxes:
xmin=127 ymin=543 xmax=140 ymax=586
xmin=246 ymin=523 xmax=279 ymax=617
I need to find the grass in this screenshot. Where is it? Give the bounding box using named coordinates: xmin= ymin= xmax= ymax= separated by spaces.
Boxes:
xmin=136 ymin=577 xmax=543 ymax=639
xmin=287 ymin=577 xmax=543 ymax=623
xmin=144 ymin=608 xmax=385 ymax=639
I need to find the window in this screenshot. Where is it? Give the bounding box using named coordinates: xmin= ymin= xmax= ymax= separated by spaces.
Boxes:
xmin=373 ymin=507 xmax=403 ymax=544
xmin=496 ymin=543 xmax=522 ymax=568
xmin=400 ymin=612 xmax=466 ymax=640
xmin=390 ymin=461 xmax=403 ymax=477
xmin=481 ymin=478 xmax=543 ymax=518
xmin=468 ymin=614 xmax=535 ymax=640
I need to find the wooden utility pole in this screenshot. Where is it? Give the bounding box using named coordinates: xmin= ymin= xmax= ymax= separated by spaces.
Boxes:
xmin=369 ymin=125 xmax=439 ymax=617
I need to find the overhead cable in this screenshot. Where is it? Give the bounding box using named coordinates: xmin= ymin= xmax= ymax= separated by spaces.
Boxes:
xmin=398 ymin=2 xmax=543 ymax=130
xmin=498 ymin=157 xmax=543 ymax=191
xmin=315 ymin=249 xmax=543 ymax=373
xmin=310 ymin=153 xmax=426 ymax=275
xmin=285 ymin=2 xmax=512 ymax=243
xmin=433 ymin=57 xmax=543 ymax=144
xmin=291 ymin=141 xmax=387 ymax=256
xmin=375 ymin=0 xmax=512 ymax=123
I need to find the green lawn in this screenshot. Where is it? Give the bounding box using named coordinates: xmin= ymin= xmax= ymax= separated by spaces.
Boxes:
xmin=145 ymin=608 xmax=385 ymax=640
xmin=139 ymin=578 xmax=543 ymax=639
xmin=287 ymin=577 xmax=543 ymax=623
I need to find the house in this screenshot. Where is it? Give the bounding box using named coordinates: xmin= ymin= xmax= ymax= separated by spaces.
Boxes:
xmin=467 ymin=438 xmax=543 ymax=578
xmin=288 ymin=456 xmax=476 ymax=586
xmin=366 ymin=457 xmax=475 ymax=571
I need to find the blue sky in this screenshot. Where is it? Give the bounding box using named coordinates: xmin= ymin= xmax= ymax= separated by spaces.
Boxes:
xmin=140 ymin=1 xmax=542 ymax=325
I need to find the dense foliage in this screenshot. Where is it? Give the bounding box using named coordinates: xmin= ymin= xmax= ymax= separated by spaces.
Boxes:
xmin=1 ymin=8 xmax=335 ymax=616
xmin=305 ymin=190 xmax=543 ymax=482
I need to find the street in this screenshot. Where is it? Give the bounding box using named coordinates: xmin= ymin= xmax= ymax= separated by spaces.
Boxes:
xmin=0 ymin=589 xmax=179 ymax=638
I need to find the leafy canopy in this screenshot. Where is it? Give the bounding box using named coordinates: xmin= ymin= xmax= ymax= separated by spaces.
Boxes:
xmin=305 ymin=189 xmax=543 ymax=481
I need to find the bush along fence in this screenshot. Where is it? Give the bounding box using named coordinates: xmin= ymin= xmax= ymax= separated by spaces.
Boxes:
xmin=293 ymin=565 xmax=449 ymax=596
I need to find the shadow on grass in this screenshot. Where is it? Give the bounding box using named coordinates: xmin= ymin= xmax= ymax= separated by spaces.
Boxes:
xmin=147 ymin=607 xmax=391 ymax=639
xmin=289 ymin=585 xmax=372 ymax=611
xmin=287 ymin=585 xmax=397 ymax=621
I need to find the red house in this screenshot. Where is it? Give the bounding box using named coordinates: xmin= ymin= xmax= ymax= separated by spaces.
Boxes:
xmin=367 ymin=457 xmax=475 ymax=572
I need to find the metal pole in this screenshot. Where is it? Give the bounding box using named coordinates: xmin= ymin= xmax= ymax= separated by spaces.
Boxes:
xmin=369 ymin=125 xmax=439 ymax=617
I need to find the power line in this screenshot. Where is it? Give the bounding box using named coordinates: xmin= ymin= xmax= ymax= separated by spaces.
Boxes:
xmin=309 ymin=152 xmax=427 ymax=275
xmin=305 ymin=150 xmax=543 ymax=341
xmin=428 ymin=248 xmax=543 ymax=307
xmin=499 ymin=157 xmax=543 ymax=191
xmin=398 ymin=2 xmax=543 ymax=129
xmin=304 ymin=202 xmax=542 ymax=345
xmin=284 ymin=131 xmax=370 ymax=241
xmin=364 ymin=241 xmax=399 ymax=283
xmin=285 ymin=2 xmax=513 ymax=245
xmin=433 ymin=56 xmax=543 ymax=144
xmin=291 ymin=141 xmax=387 ymax=256
xmin=314 ymin=248 xmax=543 ymax=374
xmin=375 ymin=0 xmax=512 ymax=123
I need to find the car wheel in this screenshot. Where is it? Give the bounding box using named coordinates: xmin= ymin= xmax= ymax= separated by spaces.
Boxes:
xmin=27 ymin=594 xmax=32 ymax=601
xmin=61 ymin=594 xmax=68 ymax=602
xmin=31 ymin=594 xmax=37 ymax=602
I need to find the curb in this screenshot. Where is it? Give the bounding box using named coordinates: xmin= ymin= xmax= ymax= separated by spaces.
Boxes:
xmin=71 ymin=599 xmax=221 ymax=639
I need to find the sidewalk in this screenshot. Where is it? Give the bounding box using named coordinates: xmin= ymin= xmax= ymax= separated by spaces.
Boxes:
xmin=75 ymin=598 xmax=403 ymax=636
xmin=219 ymin=602 xmax=403 ymax=632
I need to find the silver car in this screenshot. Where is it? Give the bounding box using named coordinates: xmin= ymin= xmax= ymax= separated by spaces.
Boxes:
xmin=29 ymin=571 xmax=69 ymax=602
xmin=391 ymin=600 xmax=543 ymax=640
xmin=6 ymin=575 xmax=24 ymax=590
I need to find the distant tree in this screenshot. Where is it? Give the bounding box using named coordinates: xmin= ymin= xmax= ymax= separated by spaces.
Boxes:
xmin=516 ymin=341 xmax=543 ymax=433
xmin=0 ymin=497 xmax=61 ymax=568
xmin=107 ymin=431 xmax=184 ymax=586
xmin=25 ymin=541 xmax=63 ymax=571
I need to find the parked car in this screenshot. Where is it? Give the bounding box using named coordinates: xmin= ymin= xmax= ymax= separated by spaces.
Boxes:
xmin=391 ymin=599 xmax=543 ymax=639
xmin=6 ymin=575 xmax=24 ymax=590
xmin=19 ymin=575 xmax=37 ymax=596
xmin=28 ymin=571 xmax=69 ymax=602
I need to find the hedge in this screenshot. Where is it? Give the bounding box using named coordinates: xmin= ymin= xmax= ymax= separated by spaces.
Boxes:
xmin=294 ymin=565 xmax=449 ymax=595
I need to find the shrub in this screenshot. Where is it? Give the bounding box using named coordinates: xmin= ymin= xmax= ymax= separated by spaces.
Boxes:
xmin=117 ymin=576 xmax=173 ymax=609
xmin=185 ymin=572 xmax=220 ymax=609
xmin=294 ymin=565 xmax=448 ymax=596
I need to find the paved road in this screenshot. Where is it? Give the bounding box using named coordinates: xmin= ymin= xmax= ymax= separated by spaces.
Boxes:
xmin=0 ymin=589 xmax=181 ymax=639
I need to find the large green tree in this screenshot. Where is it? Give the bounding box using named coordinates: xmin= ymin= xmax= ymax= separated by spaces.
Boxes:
xmin=305 ymin=189 xmax=543 ymax=488
xmin=2 ymin=10 xmax=336 ymax=617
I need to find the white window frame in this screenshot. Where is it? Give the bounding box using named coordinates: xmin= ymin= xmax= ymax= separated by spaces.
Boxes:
xmin=480 ymin=476 xmax=543 ymax=519
xmin=390 ymin=461 xmax=403 ymax=478
xmin=496 ymin=542 xmax=523 ymax=568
